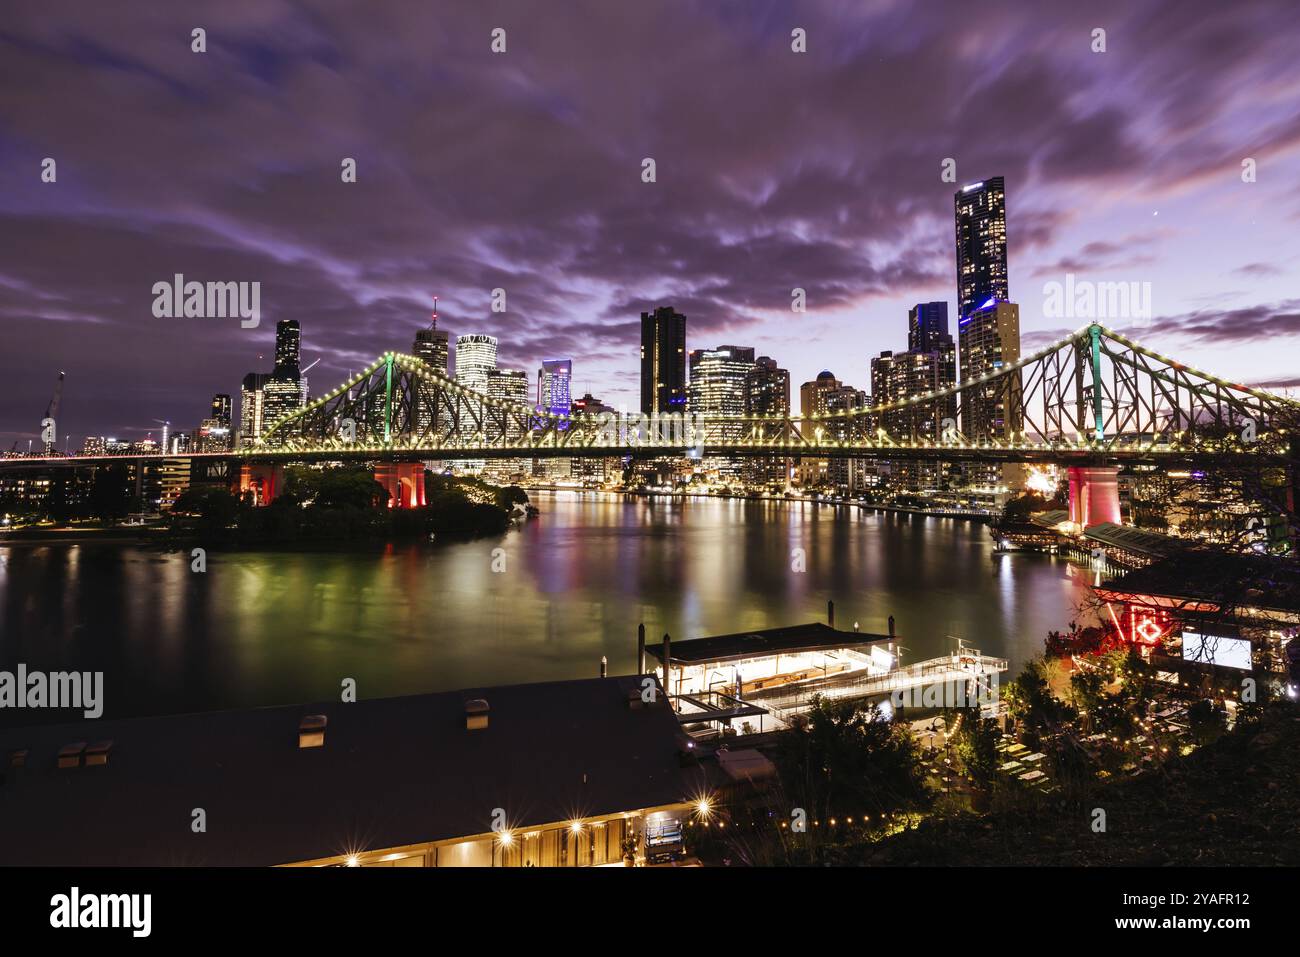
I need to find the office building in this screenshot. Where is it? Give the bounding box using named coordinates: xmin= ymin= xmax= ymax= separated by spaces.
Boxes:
xmin=744 ymin=356 xmax=790 ymax=486
xmin=210 ymin=394 xmax=233 ymax=427
xmin=954 ymin=177 xmax=1008 ymax=319
xmin=413 ymin=320 xmax=450 ymax=376
xmin=239 ymin=372 xmax=269 ymax=444
xmin=688 ymin=346 xmax=754 ymax=480
xmin=958 ymin=299 xmax=1021 ymax=441
xmin=640 ymin=306 xmax=687 ymax=415
xmin=455 ymin=334 xmax=498 ymax=393
xmin=537 ymin=359 xmax=573 ymax=418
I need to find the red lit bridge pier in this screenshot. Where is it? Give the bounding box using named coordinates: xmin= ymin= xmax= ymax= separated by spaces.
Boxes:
xmin=1067 ymin=466 xmax=1121 ymax=528
xmin=374 ymin=461 xmax=426 ymax=508
xmin=236 ymin=462 xmax=283 ymax=506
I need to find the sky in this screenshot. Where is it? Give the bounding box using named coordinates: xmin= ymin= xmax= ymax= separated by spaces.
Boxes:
xmin=2 ymin=0 xmax=1300 ymax=445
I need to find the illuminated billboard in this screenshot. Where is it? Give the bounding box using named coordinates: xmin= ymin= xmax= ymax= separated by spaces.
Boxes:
xmin=1181 ymin=632 xmax=1252 ymax=671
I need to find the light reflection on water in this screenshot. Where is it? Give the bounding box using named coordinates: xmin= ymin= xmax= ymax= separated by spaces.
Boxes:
xmin=0 ymin=491 xmax=1093 ymax=724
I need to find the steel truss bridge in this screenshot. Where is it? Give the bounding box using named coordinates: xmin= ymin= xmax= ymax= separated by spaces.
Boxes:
xmin=244 ymin=323 xmax=1297 ymax=467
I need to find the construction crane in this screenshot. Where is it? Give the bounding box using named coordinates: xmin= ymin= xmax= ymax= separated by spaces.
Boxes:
xmin=42 ymin=371 xmax=65 ymax=451
xmin=153 ymin=419 xmax=171 ymax=455
xmin=301 ymin=357 xmax=321 ymax=403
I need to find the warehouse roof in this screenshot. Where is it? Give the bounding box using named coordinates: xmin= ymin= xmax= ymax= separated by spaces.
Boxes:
xmin=0 ymin=676 xmax=701 ymax=866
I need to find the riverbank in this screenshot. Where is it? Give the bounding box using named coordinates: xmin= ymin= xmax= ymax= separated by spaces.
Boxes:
xmin=521 ymin=485 xmax=994 ymax=521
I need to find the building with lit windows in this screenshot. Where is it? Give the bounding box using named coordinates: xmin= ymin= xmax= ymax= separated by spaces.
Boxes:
xmin=688 ymin=345 xmax=754 ymax=479
xmin=238 ymin=371 xmax=269 ymax=445
xmin=744 ymin=356 xmax=791 ymax=486
xmin=413 ymin=322 xmax=450 ymax=376
xmin=210 ymin=393 xmax=233 ymax=427
xmin=0 ymin=677 xmax=706 ymax=867
xmin=640 ymin=306 xmax=687 ymax=415
xmin=958 ymin=299 xmax=1021 ymax=441
xmin=454 ymin=334 xmax=498 ymax=393
xmin=536 ymin=358 xmax=573 ymax=418
xmin=954 ymin=177 xmax=1008 ymax=319
xmin=485 ymin=368 xmax=531 ymax=481
xmin=797 ymin=372 xmax=866 ymax=488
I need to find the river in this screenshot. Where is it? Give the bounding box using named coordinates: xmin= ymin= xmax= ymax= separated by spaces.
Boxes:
xmin=0 ymin=492 xmax=1096 ymax=726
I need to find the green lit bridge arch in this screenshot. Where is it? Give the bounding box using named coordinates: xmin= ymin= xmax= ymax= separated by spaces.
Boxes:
xmin=251 ymin=324 xmax=1300 ymax=466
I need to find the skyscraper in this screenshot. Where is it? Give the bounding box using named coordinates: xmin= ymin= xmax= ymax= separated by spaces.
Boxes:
xmin=413 ymin=309 xmax=450 ymax=436
xmin=455 ymin=334 xmax=498 ymax=392
xmin=798 ymin=371 xmax=866 ymax=488
xmin=272 ymin=318 xmax=301 ymax=378
xmin=537 ymin=358 xmax=573 ymax=418
xmin=958 ymin=299 xmax=1021 ymax=442
xmin=210 ymin=394 xmax=233 ymax=426
xmin=640 ymin=306 xmax=687 ymax=415
xmin=239 ymin=372 xmax=269 ymax=444
xmin=688 ymin=345 xmax=755 ymax=480
xmin=688 ymin=346 xmax=754 ymax=419
xmin=261 ymin=319 xmax=304 ymax=440
xmin=954 ymin=177 xmax=1008 ymax=319
xmin=413 ymin=321 xmax=450 ymax=375
xmin=745 ymin=356 xmax=791 ymax=486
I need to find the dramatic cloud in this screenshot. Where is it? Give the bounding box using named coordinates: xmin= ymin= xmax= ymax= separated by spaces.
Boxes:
xmin=1 ymin=0 xmax=1298 ymax=439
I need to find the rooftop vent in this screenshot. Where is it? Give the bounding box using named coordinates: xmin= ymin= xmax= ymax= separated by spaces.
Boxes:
xmin=57 ymin=742 xmax=87 ymax=770
xmin=84 ymin=740 xmax=114 ymax=767
xmin=465 ymin=698 xmax=489 ymax=731
xmin=298 ymin=714 xmax=327 ymax=749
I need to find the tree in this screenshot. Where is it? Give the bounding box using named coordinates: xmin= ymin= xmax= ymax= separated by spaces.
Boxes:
xmin=953 ymin=713 xmax=1000 ymax=797
xmin=775 ymin=695 xmax=928 ymax=822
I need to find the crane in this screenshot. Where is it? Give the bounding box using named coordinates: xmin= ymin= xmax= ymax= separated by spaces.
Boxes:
xmin=300 ymin=357 xmax=321 ymax=403
xmin=153 ymin=419 xmax=170 ymax=455
xmin=42 ymin=371 xmax=65 ymax=451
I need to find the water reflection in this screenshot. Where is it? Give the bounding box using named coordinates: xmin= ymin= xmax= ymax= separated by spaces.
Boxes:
xmin=0 ymin=492 xmax=1093 ymax=725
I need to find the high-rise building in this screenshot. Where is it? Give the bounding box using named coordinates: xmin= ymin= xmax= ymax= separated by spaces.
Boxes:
xmin=745 ymin=356 xmax=791 ymax=486
xmin=210 ymin=394 xmax=233 ymax=426
xmin=800 ymin=370 xmax=843 ymax=417
xmin=571 ymin=393 xmax=617 ymax=483
xmin=412 ymin=311 xmax=451 ymax=436
xmin=455 ymin=334 xmax=498 ymax=393
xmin=871 ymin=303 xmax=957 ymax=444
xmin=954 ymin=177 xmax=1008 ymax=319
xmin=260 ymin=319 xmax=304 ymax=442
xmin=798 ymin=371 xmax=866 ymax=488
xmin=688 ymin=345 xmax=754 ymax=479
xmin=413 ymin=323 xmax=450 ymax=375
xmin=688 ymin=346 xmax=754 ymax=419
xmin=573 ymin=392 xmax=613 ymax=416
xmin=239 ymin=372 xmax=269 ymax=444
xmin=958 ymin=299 xmax=1021 ymax=441
xmin=273 ymin=319 xmax=301 ymax=378
xmin=640 ymin=306 xmax=687 ymax=415
xmin=537 ymin=359 xmax=573 ymax=418
xmin=486 ymin=366 xmax=530 ymax=462
xmin=487 ymin=368 xmax=530 ymax=408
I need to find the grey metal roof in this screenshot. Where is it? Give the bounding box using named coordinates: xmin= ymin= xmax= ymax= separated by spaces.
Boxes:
xmin=645 ymin=622 xmax=888 ymax=665
xmin=0 ymin=676 xmax=703 ymax=866
xmin=1084 ymin=521 xmax=1184 ymax=557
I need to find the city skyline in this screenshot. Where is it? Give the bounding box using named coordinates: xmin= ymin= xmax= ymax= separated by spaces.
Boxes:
xmin=3 ymin=0 xmax=1300 ymax=444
